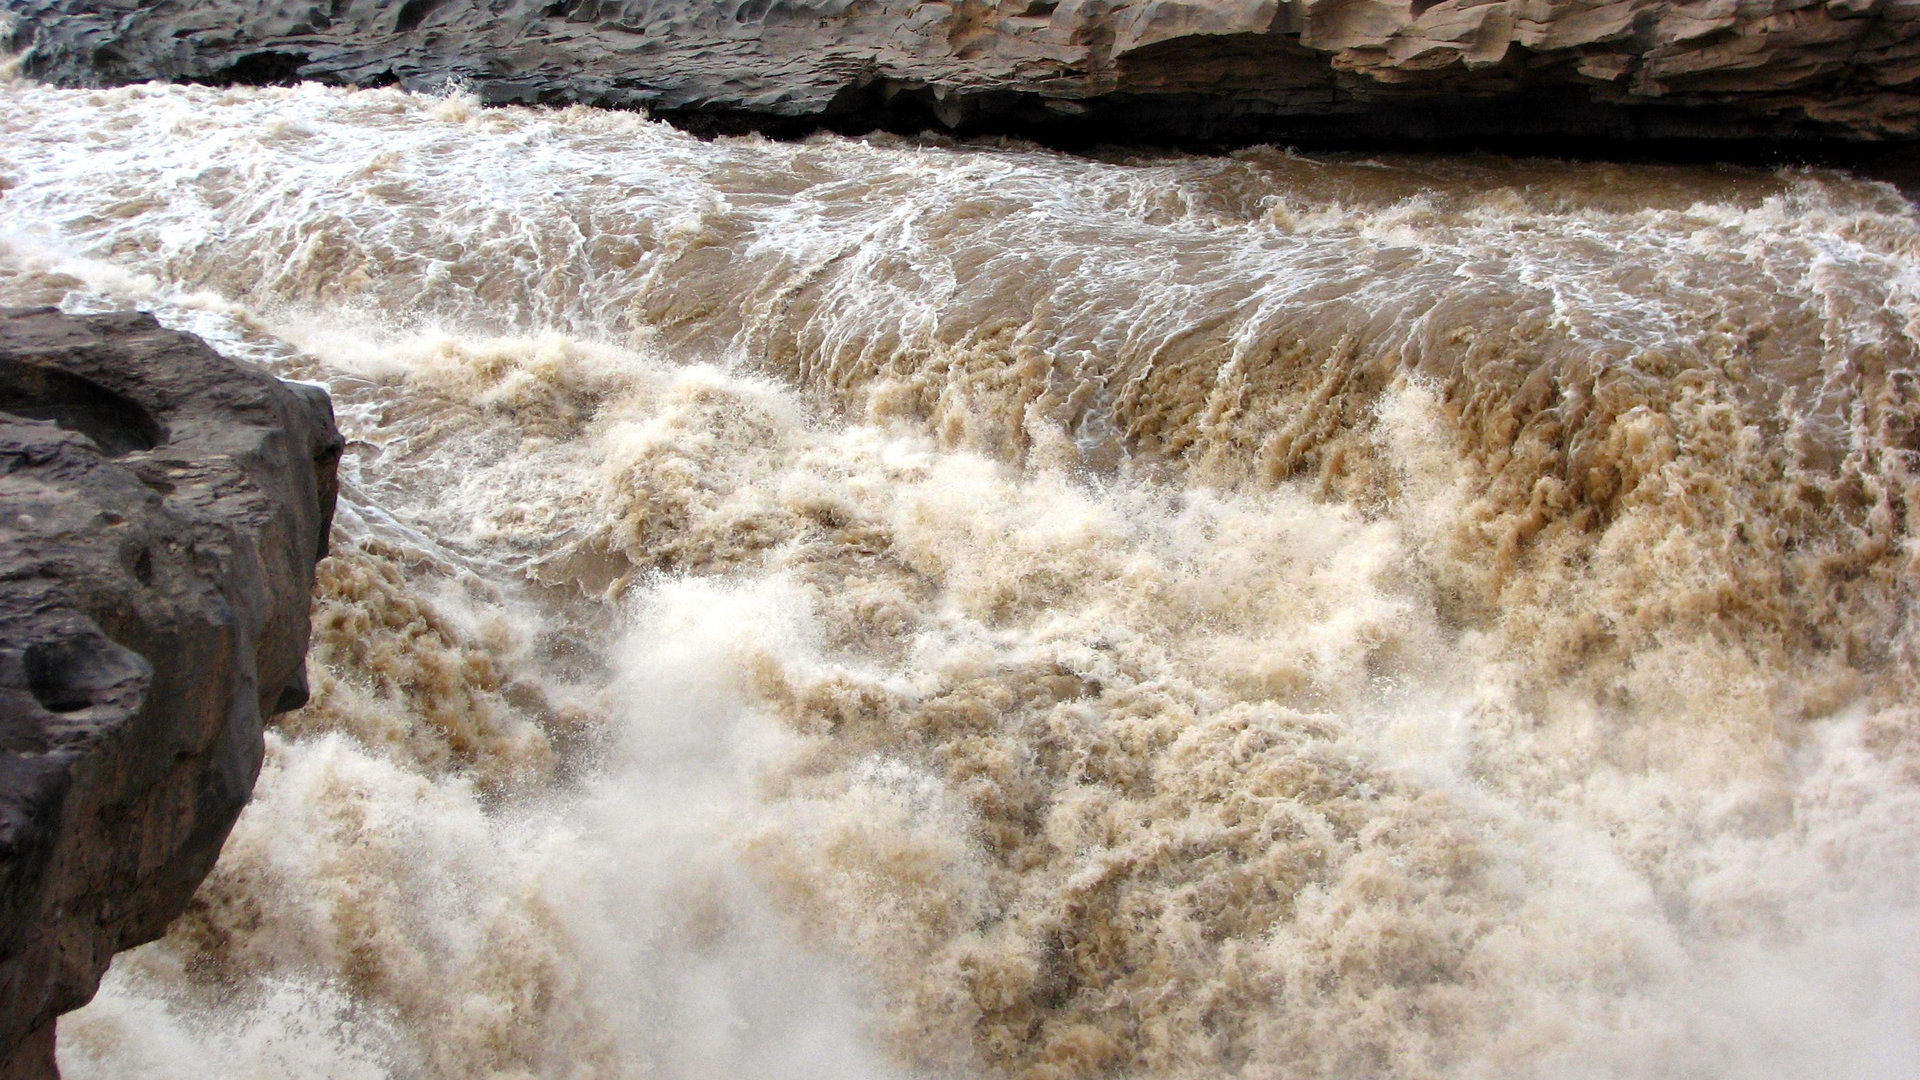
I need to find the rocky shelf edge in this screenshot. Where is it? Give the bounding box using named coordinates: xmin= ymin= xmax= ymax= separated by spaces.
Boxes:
xmin=7 ymin=0 xmax=1920 ymax=146
xmin=0 ymin=307 xmax=342 ymax=1080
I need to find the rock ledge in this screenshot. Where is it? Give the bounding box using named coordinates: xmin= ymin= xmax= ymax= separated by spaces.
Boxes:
xmin=0 ymin=307 xmax=341 ymax=1079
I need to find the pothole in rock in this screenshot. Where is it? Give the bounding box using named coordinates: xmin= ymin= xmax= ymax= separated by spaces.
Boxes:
xmin=0 ymin=358 xmax=164 ymax=456
xmin=21 ymin=637 xmax=149 ymax=716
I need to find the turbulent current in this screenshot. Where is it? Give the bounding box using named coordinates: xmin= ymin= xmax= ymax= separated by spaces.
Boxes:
xmin=2 ymin=79 xmax=1917 ymax=1080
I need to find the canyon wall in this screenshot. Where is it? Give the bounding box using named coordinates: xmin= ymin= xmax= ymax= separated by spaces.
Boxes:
xmin=7 ymin=0 xmax=1920 ymax=142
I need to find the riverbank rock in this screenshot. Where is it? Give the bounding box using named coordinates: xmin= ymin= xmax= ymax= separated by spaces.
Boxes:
xmin=0 ymin=307 xmax=341 ymax=1079
xmin=8 ymin=0 xmax=1920 ymax=144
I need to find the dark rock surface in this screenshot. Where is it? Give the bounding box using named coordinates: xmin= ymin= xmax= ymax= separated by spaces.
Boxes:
xmin=7 ymin=0 xmax=1920 ymax=145
xmin=0 ymin=307 xmax=341 ymax=1079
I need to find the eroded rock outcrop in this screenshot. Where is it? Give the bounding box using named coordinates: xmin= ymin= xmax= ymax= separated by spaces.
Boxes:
xmin=7 ymin=0 xmax=1920 ymax=143
xmin=0 ymin=307 xmax=341 ymax=1079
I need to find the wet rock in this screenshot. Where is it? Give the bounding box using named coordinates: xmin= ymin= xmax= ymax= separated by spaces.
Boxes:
xmin=0 ymin=308 xmax=342 ymax=1079
xmin=7 ymin=0 xmax=1920 ymax=143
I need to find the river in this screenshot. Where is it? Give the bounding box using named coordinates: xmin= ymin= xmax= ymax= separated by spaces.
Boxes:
xmin=1 ymin=78 xmax=1915 ymax=1080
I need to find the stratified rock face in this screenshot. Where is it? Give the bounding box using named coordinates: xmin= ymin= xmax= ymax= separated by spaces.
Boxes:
xmin=0 ymin=308 xmax=341 ymax=1080
xmin=8 ymin=0 xmax=1920 ymax=141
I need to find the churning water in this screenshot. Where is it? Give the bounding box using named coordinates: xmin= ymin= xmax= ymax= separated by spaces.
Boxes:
xmin=1 ymin=79 xmax=1916 ymax=1080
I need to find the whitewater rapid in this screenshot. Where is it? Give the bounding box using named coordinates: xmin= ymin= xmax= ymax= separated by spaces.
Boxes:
xmin=0 ymin=79 xmax=1916 ymax=1080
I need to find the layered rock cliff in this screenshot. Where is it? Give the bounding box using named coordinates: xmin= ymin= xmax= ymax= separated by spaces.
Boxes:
xmin=0 ymin=307 xmax=341 ymax=1079
xmin=7 ymin=0 xmax=1920 ymax=143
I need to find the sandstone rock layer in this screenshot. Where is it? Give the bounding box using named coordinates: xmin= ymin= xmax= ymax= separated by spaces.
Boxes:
xmin=8 ymin=0 xmax=1920 ymax=142
xmin=0 ymin=308 xmax=341 ymax=1080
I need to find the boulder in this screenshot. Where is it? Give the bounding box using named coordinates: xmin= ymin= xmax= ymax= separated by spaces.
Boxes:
xmin=7 ymin=0 xmax=1920 ymax=142
xmin=0 ymin=307 xmax=341 ymax=1080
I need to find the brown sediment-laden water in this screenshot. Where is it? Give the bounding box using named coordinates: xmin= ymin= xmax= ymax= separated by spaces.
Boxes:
xmin=1 ymin=80 xmax=1915 ymax=1080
